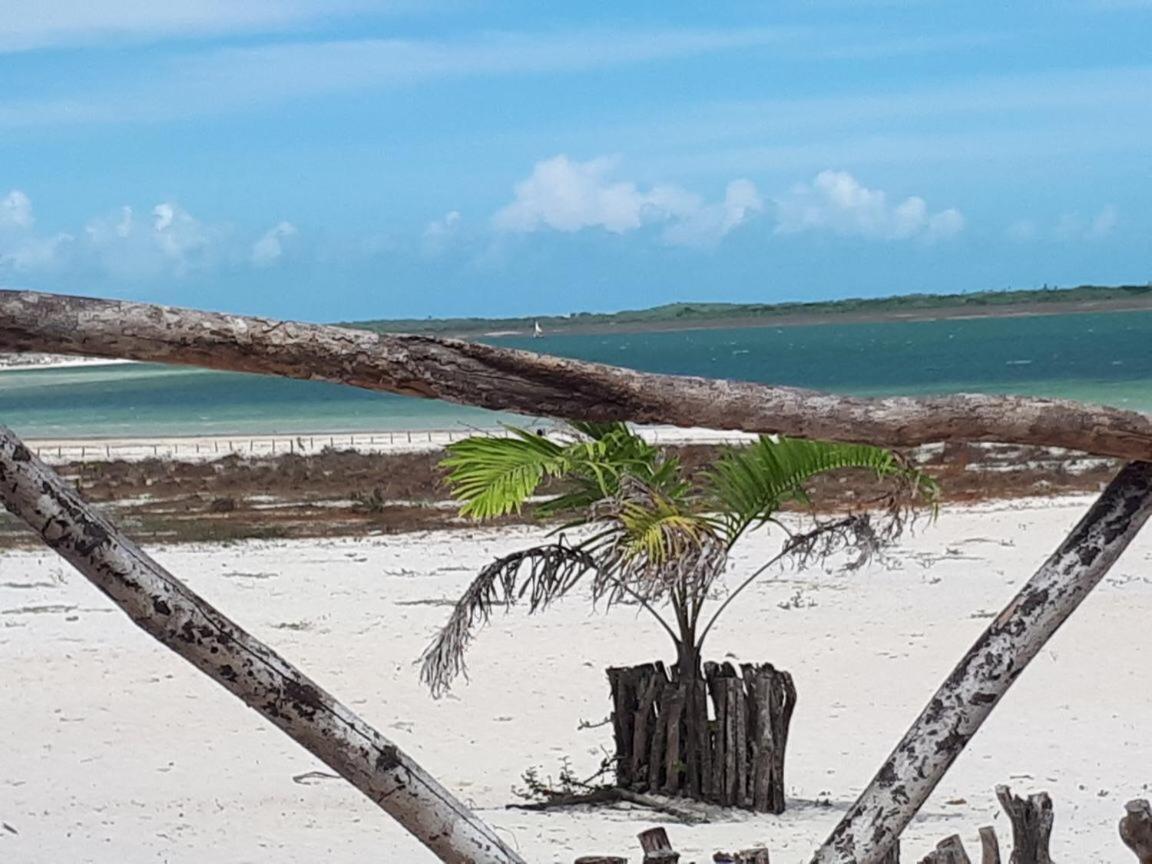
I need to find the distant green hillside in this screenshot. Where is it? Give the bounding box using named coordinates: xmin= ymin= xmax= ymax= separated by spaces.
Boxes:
xmin=350 ymin=283 xmax=1152 ymax=336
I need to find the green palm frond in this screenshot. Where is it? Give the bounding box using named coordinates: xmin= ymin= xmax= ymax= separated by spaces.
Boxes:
xmin=441 ymin=428 xmax=567 ymax=519
xmin=707 ymin=435 xmax=937 ymax=545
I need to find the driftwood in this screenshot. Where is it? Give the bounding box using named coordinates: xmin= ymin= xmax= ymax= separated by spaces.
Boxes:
xmin=639 ymin=827 xmax=680 ymax=864
xmin=811 ymin=460 xmax=1152 ymax=864
xmin=3 ymin=289 xmax=1152 ymax=461
xmin=714 ymin=848 xmax=772 ymax=864
xmin=0 ymin=426 xmax=523 ymax=864
xmin=994 ymin=786 xmax=1053 ymax=864
xmin=920 ymin=835 xmax=971 ymax=864
xmin=1121 ymin=799 xmax=1152 ymax=863
xmin=508 ymin=787 xmax=714 ymax=824
xmin=978 ymin=827 xmax=1002 ymax=864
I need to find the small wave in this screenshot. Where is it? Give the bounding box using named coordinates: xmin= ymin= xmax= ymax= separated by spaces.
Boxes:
xmin=1005 ymin=359 xmax=1033 ymax=366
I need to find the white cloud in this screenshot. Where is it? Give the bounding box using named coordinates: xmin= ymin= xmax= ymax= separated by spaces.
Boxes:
xmin=1 ymin=190 xmax=33 ymax=228
xmin=493 ymin=155 xmax=759 ymax=246
xmin=774 ymin=170 xmax=964 ymax=241
xmin=662 ymin=179 xmax=763 ymax=247
xmin=82 ymin=200 xmax=219 ymax=279
xmin=422 ymin=210 xmax=461 ymax=255
xmin=1011 ymin=206 xmax=1118 ymax=242
xmin=251 ymin=221 xmax=298 ymax=267
xmin=0 ymin=189 xmax=73 ymax=272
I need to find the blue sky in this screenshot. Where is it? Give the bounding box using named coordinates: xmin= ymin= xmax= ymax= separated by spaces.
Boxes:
xmin=1 ymin=2 xmax=1150 ymax=321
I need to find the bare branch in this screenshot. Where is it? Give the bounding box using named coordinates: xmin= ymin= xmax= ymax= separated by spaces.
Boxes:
xmin=810 ymin=460 xmax=1152 ymax=864
xmin=3 ymin=289 xmax=1152 ymax=460
xmin=0 ymin=425 xmax=524 ymax=864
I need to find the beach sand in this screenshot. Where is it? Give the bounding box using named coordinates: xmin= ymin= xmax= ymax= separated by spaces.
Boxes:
xmin=1 ymin=496 xmax=1150 ymax=863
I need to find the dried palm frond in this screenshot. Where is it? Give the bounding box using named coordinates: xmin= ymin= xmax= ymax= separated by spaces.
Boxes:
xmin=419 ymin=543 xmax=597 ymax=697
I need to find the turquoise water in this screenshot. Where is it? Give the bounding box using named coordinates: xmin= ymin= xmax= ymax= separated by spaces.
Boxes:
xmin=2 ymin=310 xmax=1151 ymax=438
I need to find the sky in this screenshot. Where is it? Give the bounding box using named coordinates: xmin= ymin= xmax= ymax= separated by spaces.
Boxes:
xmin=1 ymin=2 xmax=1150 ymax=322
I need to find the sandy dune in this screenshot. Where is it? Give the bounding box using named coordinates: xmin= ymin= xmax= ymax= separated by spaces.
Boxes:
xmin=1 ymin=496 xmax=1150 ymax=863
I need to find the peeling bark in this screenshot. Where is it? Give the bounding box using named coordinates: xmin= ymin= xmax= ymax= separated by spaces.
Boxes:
xmin=0 ymin=425 xmax=523 ymax=864
xmin=811 ymin=461 xmax=1152 ymax=864
xmin=3 ymin=289 xmax=1152 ymax=460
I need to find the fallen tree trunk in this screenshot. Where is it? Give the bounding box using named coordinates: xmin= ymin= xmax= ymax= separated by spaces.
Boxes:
xmin=810 ymin=460 xmax=1152 ymax=864
xmin=3 ymin=289 xmax=1152 ymax=461
xmin=0 ymin=425 xmax=524 ymax=864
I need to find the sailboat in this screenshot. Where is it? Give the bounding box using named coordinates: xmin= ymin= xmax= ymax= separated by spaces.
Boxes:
xmin=532 ymin=321 xmax=543 ymax=338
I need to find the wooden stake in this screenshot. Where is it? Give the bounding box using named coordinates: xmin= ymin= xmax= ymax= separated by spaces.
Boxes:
xmin=919 ymin=835 xmax=971 ymax=864
xmin=978 ymin=826 xmax=1001 ymax=864
xmin=1120 ymin=799 xmax=1152 ymax=863
xmin=994 ymin=786 xmax=1053 ymax=864
xmin=0 ymin=426 xmax=523 ymax=864
xmin=810 ymin=461 xmax=1152 ymax=864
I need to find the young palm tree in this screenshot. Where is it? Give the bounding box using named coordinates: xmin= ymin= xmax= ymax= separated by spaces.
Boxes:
xmin=420 ymin=421 xmax=936 ymax=696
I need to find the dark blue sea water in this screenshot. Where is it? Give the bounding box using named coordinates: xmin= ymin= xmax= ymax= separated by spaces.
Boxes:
xmin=2 ymin=311 xmax=1150 ymax=438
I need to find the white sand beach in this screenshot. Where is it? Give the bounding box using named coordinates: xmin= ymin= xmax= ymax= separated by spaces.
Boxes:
xmin=2 ymin=496 xmax=1150 ymax=863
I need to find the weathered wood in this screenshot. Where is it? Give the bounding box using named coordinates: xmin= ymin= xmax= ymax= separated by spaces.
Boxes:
xmin=811 ymin=461 xmax=1152 ymax=864
xmin=0 ymin=426 xmax=524 ymax=864
xmin=704 ymin=662 xmax=727 ymax=802
xmin=661 ymin=684 xmax=687 ymax=796
xmin=994 ymin=786 xmax=1053 ymax=864
xmin=639 ymin=826 xmax=680 ymax=864
xmin=978 ymin=826 xmax=1001 ymax=864
xmin=714 ymin=847 xmax=771 ymax=864
xmin=920 ymin=835 xmax=971 ymax=864
xmin=743 ymin=663 xmax=796 ymax=815
xmin=1121 ymin=799 xmax=1152 ymax=863
xmin=632 ymin=665 xmax=666 ymax=788
xmin=647 ymin=679 xmax=672 ymax=792
xmin=881 ymin=840 xmax=901 ymax=864
xmin=5 ymin=289 xmax=1152 ymax=460
xmin=575 ymin=858 xmax=627 ymax=864
xmin=608 ymin=665 xmax=643 ymax=788
xmin=733 ymin=675 xmax=749 ymax=808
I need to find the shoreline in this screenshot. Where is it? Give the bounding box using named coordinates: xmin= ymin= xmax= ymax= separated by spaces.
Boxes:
xmin=434 ymin=297 xmax=1152 ymax=339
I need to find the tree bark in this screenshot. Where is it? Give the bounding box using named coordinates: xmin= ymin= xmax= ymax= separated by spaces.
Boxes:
xmin=810 ymin=461 xmax=1152 ymax=864
xmin=3 ymin=289 xmax=1152 ymax=460
xmin=0 ymin=425 xmax=523 ymax=864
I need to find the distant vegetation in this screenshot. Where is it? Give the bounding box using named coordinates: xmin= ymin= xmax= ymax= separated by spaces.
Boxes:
xmin=351 ymin=283 xmax=1152 ymax=336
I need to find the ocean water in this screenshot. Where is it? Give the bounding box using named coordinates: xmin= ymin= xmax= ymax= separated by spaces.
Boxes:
xmin=2 ymin=310 xmax=1151 ymax=438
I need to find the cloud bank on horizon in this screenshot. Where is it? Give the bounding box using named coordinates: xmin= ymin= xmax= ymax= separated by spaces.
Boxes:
xmin=0 ymin=2 xmax=1147 ymax=319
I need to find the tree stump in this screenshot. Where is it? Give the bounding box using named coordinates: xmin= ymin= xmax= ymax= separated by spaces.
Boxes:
xmin=639 ymin=827 xmax=680 ymax=864
xmin=995 ymin=786 xmax=1053 ymax=864
xmin=919 ymin=835 xmax=972 ymax=864
xmin=606 ymin=660 xmax=795 ymax=812
xmin=1120 ymin=799 xmax=1152 ymax=863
